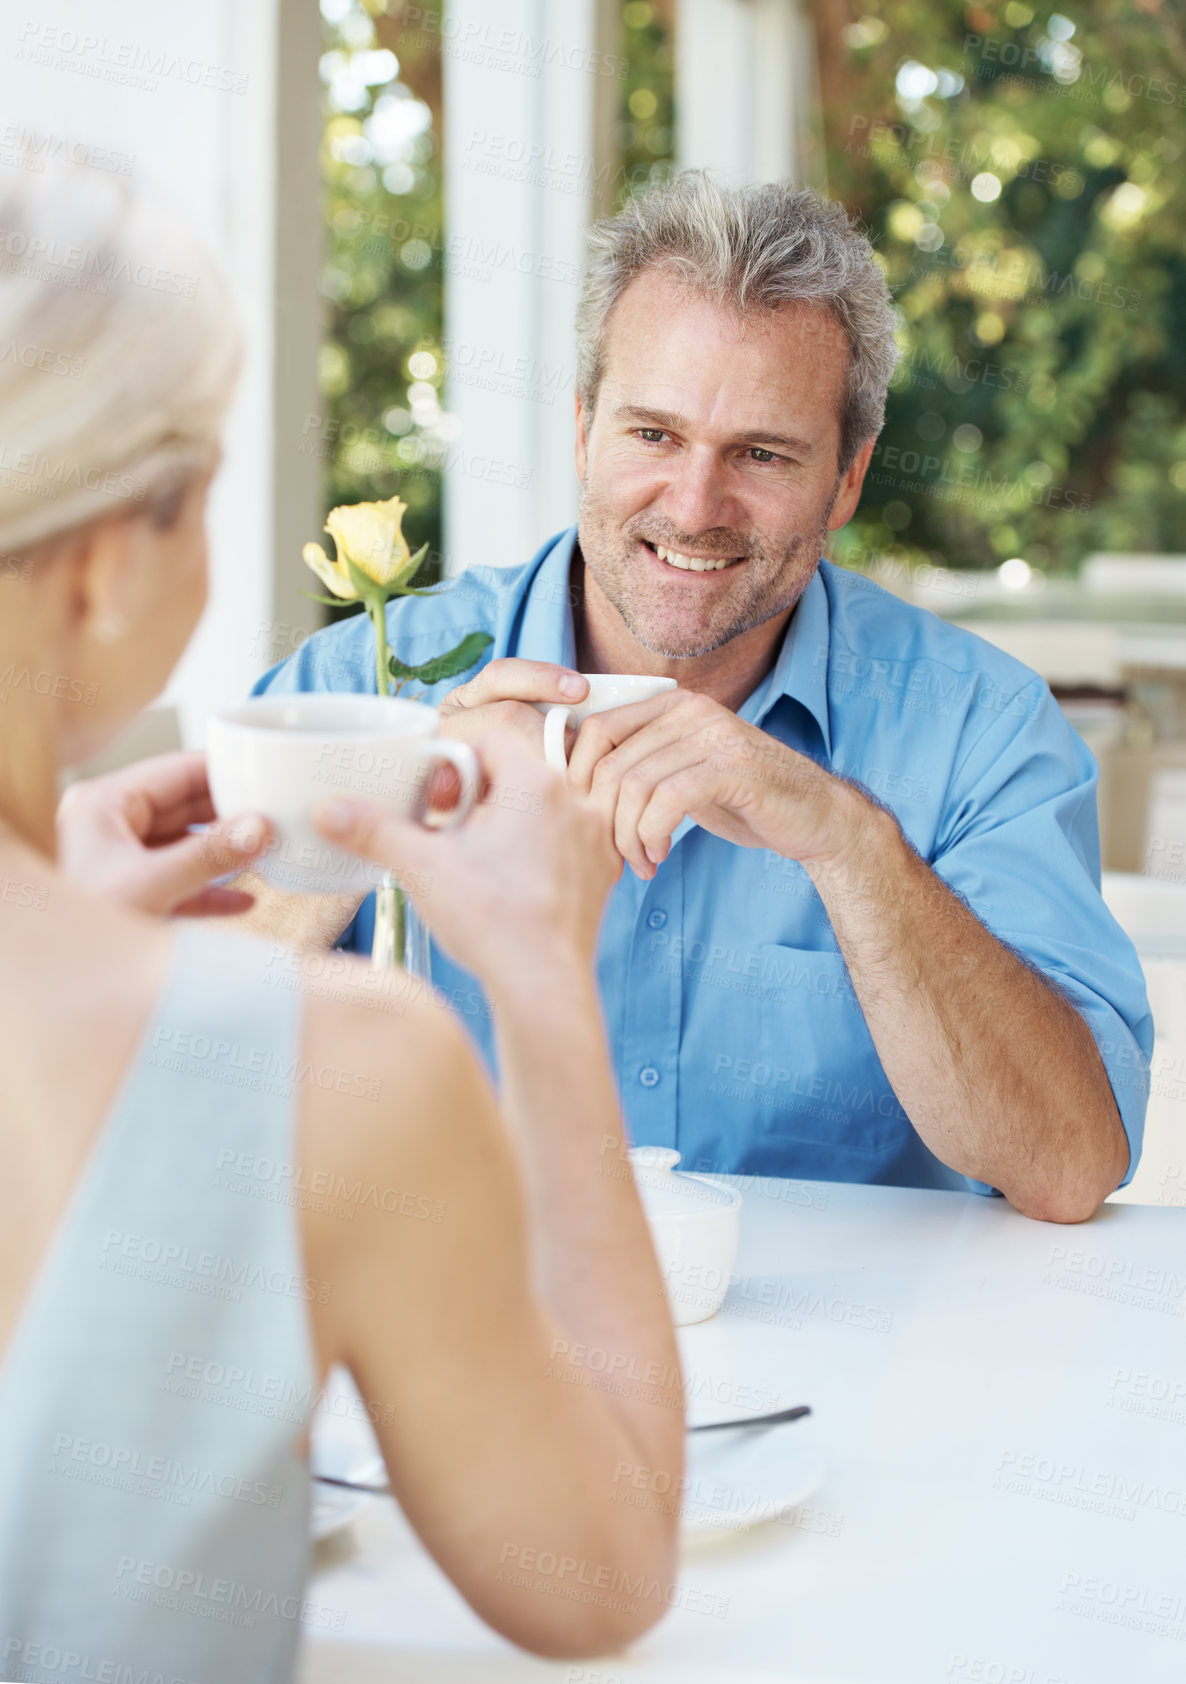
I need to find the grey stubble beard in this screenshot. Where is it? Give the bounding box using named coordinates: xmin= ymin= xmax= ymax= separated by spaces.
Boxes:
xmin=576 ymin=478 xmax=833 ymax=660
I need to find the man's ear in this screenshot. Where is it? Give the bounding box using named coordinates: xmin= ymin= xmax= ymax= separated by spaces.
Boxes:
xmin=827 ymin=438 xmax=876 ymax=531
xmin=574 ymin=389 xmax=589 ymax=485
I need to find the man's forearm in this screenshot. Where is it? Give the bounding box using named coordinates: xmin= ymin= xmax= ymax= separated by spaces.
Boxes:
xmin=211 ymin=869 xmax=363 ymax=951
xmin=804 ymin=794 xmax=1129 ymax=1222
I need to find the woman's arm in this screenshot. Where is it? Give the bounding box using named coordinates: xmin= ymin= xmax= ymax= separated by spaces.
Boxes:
xmin=300 ymin=732 xmax=683 ymax=1658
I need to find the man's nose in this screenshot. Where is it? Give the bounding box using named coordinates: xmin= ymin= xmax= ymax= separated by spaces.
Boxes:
xmin=656 ymin=449 xmax=738 ymax=536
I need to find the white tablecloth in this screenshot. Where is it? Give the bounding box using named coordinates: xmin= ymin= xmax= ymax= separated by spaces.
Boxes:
xmin=300 ymin=1178 xmax=1186 ymax=1683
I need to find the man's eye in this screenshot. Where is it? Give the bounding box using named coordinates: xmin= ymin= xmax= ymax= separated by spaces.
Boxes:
xmin=637 ymin=429 xmax=667 ymax=443
xmin=747 ymin=447 xmax=778 ymax=464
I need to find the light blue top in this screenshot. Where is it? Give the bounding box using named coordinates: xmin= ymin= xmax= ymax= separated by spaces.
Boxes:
xmin=255 ymin=527 xmax=1152 ymax=1195
xmin=0 ymin=921 xmax=317 ymax=1682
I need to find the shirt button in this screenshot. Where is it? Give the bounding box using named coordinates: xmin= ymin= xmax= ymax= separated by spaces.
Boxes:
xmin=639 ymin=1066 xmax=661 ymax=1087
xmin=646 ymin=910 xmax=668 ymax=929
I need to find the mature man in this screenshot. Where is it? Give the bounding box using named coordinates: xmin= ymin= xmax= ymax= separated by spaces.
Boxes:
xmin=251 ymin=173 xmax=1150 ymax=1221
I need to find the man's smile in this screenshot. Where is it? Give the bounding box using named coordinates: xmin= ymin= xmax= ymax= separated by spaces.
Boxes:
xmin=640 ymin=537 xmax=744 ymax=574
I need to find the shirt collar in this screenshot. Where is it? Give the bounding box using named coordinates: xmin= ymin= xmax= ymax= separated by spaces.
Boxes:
xmin=510 ymin=526 xmax=832 ymax=758
xmin=739 ymin=560 xmax=833 ymax=759
xmin=512 ymin=526 xmax=580 ymax=668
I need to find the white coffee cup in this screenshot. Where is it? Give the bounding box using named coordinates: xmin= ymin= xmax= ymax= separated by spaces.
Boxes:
xmin=628 ymin=1147 xmax=742 ymax=1326
xmin=207 ymin=693 xmax=479 ymax=895
xmin=538 ymin=674 xmax=678 ymax=772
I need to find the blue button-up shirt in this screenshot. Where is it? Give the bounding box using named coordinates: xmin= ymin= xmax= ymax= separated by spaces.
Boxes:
xmin=255 ymin=526 xmax=1151 ymax=1194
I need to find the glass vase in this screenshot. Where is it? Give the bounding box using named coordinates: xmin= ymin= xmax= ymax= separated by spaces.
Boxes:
xmin=371 ymin=871 xmax=432 ymax=983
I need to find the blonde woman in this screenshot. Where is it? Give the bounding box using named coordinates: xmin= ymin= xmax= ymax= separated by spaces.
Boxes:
xmin=0 ymin=157 xmax=682 ymax=1675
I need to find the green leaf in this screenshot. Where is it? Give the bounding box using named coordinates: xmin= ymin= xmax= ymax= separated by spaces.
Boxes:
xmin=387 ymin=631 xmax=494 ymax=687
xmin=401 ymin=541 xmax=431 ymax=589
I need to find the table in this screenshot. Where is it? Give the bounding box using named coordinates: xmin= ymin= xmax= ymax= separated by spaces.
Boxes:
xmin=299 ymin=1178 xmax=1186 ymax=1684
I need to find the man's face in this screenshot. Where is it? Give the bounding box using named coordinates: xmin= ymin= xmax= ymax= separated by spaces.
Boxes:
xmin=575 ymin=267 xmax=869 ymax=660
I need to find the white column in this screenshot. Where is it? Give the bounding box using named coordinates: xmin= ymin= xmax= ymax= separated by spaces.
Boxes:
xmin=0 ymin=0 xmax=323 ymax=745
xmin=172 ymin=0 xmax=325 ymax=741
xmin=442 ymin=0 xmax=613 ymax=572
xmin=676 ymin=0 xmax=819 ymax=186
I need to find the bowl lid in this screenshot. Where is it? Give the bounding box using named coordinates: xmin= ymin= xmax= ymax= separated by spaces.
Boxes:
xmin=628 ymin=1147 xmax=738 ymax=1219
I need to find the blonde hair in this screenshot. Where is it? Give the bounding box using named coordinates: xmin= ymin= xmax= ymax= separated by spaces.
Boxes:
xmin=576 ymin=171 xmax=900 ymax=472
xmin=0 ymin=147 xmax=240 ymax=555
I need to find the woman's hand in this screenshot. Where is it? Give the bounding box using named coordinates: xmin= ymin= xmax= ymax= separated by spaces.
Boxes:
xmin=56 ymin=749 xmax=270 ymax=917
xmin=313 ymin=729 xmax=621 ymax=984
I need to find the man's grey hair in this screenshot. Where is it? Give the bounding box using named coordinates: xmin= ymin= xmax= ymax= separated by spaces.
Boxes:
xmin=575 ymin=171 xmax=900 ymax=473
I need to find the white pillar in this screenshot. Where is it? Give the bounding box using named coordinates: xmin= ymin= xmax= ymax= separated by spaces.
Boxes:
xmin=1 ymin=0 xmax=323 ymax=745
xmin=676 ymin=0 xmax=819 ymax=187
xmin=442 ymin=0 xmax=615 ymax=572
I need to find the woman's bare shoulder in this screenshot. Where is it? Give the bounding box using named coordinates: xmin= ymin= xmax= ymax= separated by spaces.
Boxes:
xmin=292 ymin=947 xmax=458 ymax=1076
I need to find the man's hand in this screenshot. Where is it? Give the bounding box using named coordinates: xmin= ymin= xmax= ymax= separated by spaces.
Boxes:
xmin=57 ymin=749 xmax=270 ymax=917
xmin=437 ymin=659 xmax=588 ymax=754
xmin=566 ymin=688 xmax=860 ymax=878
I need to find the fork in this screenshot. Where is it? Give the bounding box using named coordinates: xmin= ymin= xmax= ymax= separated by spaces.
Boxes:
xmin=312 ymin=1405 xmax=812 ymax=1494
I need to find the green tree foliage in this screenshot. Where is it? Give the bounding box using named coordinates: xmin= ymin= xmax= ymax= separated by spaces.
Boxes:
xmin=617 ymin=0 xmax=677 ymax=209
xmin=817 ymin=0 xmax=1186 ymax=578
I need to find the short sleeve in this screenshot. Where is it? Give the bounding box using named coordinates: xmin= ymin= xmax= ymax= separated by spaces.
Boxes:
xmin=931 ymin=679 xmax=1152 ymax=1194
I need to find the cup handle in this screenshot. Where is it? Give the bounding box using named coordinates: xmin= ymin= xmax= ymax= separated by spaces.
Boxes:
xmin=542 ymin=703 xmax=574 ymax=772
xmin=421 ymin=739 xmax=480 ymax=830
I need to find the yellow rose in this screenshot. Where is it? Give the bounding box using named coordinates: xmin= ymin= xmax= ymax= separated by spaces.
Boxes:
xmin=302 ymin=494 xmax=420 ymax=599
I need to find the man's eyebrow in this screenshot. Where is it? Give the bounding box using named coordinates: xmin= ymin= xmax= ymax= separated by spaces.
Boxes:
xmin=612 ymin=404 xmax=814 ymax=457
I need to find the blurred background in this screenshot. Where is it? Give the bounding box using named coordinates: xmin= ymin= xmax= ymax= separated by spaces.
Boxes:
xmin=4 ymin=0 xmax=1184 ymax=1196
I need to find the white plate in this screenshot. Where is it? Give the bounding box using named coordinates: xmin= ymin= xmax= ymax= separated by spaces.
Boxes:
xmin=679 ymin=1417 xmax=826 ymax=1537
xmin=307 ymin=1367 xmax=824 ymax=1543
xmin=308 ymin=1431 xmax=824 ymax=1544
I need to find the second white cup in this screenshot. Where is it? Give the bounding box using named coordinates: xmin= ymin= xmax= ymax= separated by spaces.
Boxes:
xmin=538 ymin=674 xmax=678 ymax=772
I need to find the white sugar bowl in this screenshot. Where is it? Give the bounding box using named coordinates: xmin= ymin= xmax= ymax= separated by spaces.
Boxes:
xmin=629 ymin=1147 xmax=742 ymax=1326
